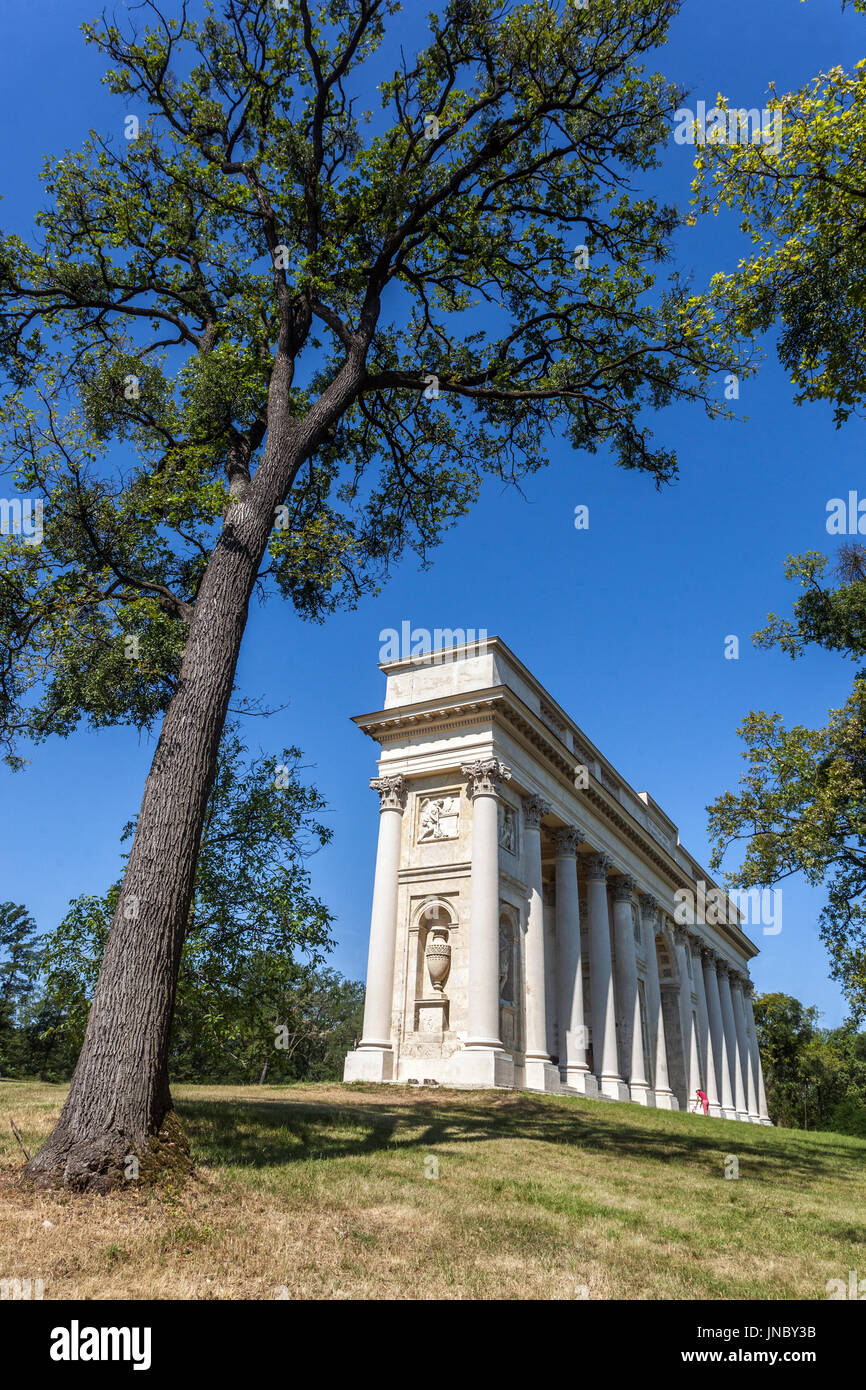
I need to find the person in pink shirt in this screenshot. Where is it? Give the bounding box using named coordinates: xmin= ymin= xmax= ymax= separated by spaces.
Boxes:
xmin=694 ymin=1089 xmax=709 ymax=1115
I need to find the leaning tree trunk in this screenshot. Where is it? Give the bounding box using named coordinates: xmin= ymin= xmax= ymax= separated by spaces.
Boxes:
xmin=26 ymin=352 xmax=363 ymax=1191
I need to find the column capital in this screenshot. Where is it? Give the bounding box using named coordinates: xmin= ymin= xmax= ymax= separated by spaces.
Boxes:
xmin=701 ymin=944 xmax=718 ymax=965
xmin=584 ymin=852 xmax=612 ymax=881
xmin=461 ymin=757 xmax=511 ymax=799
xmin=554 ymin=824 xmax=584 ymax=857
xmin=522 ymin=793 xmax=551 ymax=829
xmin=370 ymin=775 xmax=407 ymax=812
xmin=716 ymin=958 xmax=731 ymax=978
xmin=743 ymin=977 xmax=755 ymax=997
xmin=638 ymin=892 xmax=660 ymax=922
xmin=612 ymin=874 xmax=637 ymax=903
xmin=672 ymin=922 xmax=690 ymax=948
xmin=729 ymin=969 xmax=747 ymax=991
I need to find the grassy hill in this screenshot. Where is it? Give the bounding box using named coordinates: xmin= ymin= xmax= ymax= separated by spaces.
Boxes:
xmin=1 ymin=1080 xmax=864 ymax=1300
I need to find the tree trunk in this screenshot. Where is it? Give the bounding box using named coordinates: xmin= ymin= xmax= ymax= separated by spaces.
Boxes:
xmin=26 ymin=352 xmax=364 ymax=1191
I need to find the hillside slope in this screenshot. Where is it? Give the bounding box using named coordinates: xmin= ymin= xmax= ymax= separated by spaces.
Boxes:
xmin=1 ymin=1081 xmax=864 ymax=1299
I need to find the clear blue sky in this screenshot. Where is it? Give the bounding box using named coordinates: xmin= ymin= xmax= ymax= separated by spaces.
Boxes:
xmin=0 ymin=0 xmax=861 ymax=1026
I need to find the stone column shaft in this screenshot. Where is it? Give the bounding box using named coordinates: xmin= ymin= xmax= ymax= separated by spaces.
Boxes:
xmin=732 ymin=975 xmax=760 ymax=1121
xmin=586 ymin=855 xmax=628 ymax=1100
xmin=673 ymin=926 xmax=701 ymax=1107
xmin=453 ymin=758 xmax=515 ymax=1088
xmin=744 ymin=988 xmax=772 ymax=1124
xmin=703 ymin=952 xmax=735 ymax=1118
xmin=346 ymin=775 xmax=407 ymax=1082
xmin=691 ymin=936 xmax=721 ymax=1116
xmin=718 ymin=962 xmax=748 ymax=1120
xmin=465 ymin=768 xmax=506 ymax=1050
xmin=555 ymin=828 xmax=596 ymax=1095
xmin=613 ymin=877 xmax=651 ymax=1103
xmin=523 ymin=795 xmax=559 ymax=1092
xmin=640 ymin=896 xmax=676 ymax=1109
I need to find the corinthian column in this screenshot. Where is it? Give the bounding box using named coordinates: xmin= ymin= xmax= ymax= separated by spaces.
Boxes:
xmin=731 ymin=972 xmax=760 ymax=1122
xmin=717 ymin=960 xmax=749 ymax=1121
xmin=690 ymin=933 xmax=721 ymax=1117
xmin=344 ymin=775 xmax=407 ymax=1083
xmin=555 ymin=827 xmax=596 ymax=1096
xmin=585 ymin=854 xmax=629 ymax=1100
xmin=522 ymin=794 xmax=560 ymax=1093
xmin=703 ymin=949 xmax=736 ymax=1119
xmin=612 ymin=876 xmax=652 ymax=1104
xmin=672 ymin=925 xmax=701 ymax=1108
xmin=744 ymin=981 xmax=773 ymax=1124
xmin=453 ymin=757 xmax=515 ymax=1088
xmin=639 ymin=895 xmax=676 ymax=1109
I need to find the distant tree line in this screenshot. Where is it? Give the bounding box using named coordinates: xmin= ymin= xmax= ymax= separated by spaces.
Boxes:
xmin=0 ymin=897 xmax=362 ymax=1087
xmin=753 ymin=992 xmax=866 ymax=1136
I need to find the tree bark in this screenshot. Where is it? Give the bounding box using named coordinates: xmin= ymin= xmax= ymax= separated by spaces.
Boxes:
xmin=26 ymin=350 xmax=364 ymax=1191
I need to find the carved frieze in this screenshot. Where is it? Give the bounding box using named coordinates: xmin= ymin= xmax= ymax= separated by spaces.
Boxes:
xmin=417 ymin=795 xmax=459 ymax=842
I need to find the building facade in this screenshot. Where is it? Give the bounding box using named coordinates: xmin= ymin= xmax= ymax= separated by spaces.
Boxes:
xmin=343 ymin=638 xmax=771 ymax=1123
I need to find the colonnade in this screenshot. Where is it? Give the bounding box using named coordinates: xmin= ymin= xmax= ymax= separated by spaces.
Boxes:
xmin=351 ymin=761 xmax=770 ymax=1121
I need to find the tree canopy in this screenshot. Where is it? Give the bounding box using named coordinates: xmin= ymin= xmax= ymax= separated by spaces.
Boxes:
xmin=692 ymin=0 xmax=866 ymax=422
xmin=708 ymin=549 xmax=866 ymax=1019
xmin=0 ymin=0 xmax=739 ymax=767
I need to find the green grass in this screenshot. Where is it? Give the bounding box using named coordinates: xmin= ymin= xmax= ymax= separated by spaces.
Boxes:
xmin=1 ymin=1079 xmax=864 ymax=1299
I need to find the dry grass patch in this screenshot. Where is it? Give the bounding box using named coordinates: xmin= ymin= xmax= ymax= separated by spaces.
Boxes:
xmin=1 ymin=1080 xmax=864 ymax=1299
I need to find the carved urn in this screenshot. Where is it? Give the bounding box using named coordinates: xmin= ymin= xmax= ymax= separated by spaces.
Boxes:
xmin=425 ymin=929 xmax=451 ymax=994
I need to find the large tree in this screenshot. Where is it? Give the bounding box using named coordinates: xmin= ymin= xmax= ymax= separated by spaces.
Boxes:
xmin=0 ymin=0 xmax=738 ymax=1188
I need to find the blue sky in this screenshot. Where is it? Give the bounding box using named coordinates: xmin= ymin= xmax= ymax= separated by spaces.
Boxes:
xmin=0 ymin=0 xmax=862 ymax=1026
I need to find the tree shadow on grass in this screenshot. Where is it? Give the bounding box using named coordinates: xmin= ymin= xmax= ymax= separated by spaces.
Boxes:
xmin=175 ymin=1088 xmax=866 ymax=1197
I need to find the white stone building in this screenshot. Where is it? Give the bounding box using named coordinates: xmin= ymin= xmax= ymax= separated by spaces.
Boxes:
xmin=343 ymin=637 xmax=771 ymax=1123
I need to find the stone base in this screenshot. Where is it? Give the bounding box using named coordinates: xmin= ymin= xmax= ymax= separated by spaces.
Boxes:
xmin=653 ymin=1089 xmax=679 ymax=1111
xmin=451 ymin=1047 xmax=515 ymax=1089
xmin=629 ymin=1083 xmax=656 ymax=1106
xmin=759 ymin=1117 xmax=774 ymax=1126
xmin=720 ymin=1106 xmax=739 ymax=1121
xmin=598 ymin=1075 xmax=631 ymax=1102
xmin=396 ymin=1057 xmax=457 ymax=1086
xmin=561 ymin=1068 xmax=599 ymax=1098
xmin=343 ymin=1047 xmax=394 ymax=1083
xmin=524 ymin=1058 xmax=562 ymax=1094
